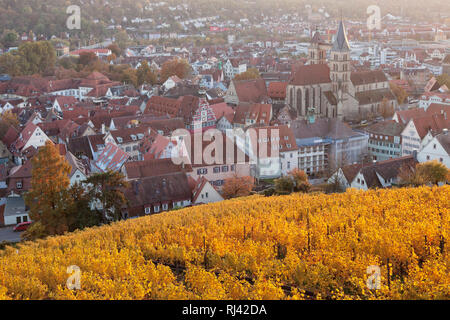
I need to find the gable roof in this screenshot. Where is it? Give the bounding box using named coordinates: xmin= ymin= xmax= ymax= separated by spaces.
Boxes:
xmin=94 ymin=142 xmax=129 ymax=172
xmin=291 ymin=118 xmax=361 ymax=140
xmin=268 ymin=82 xmax=288 ymax=99
xmin=232 ymin=78 xmax=269 ymax=103
xmin=351 ymin=70 xmax=387 ymax=86
xmin=410 ymin=113 xmax=450 ymax=139
xmin=125 ymin=172 xmax=192 ymax=206
xmin=289 ymin=64 xmax=331 ymax=86
xmin=124 ymin=158 xmax=192 ymax=180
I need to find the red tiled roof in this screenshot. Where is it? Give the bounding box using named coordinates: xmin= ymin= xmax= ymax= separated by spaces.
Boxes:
xmin=268 ymin=82 xmax=287 ymax=99
xmin=233 ymin=78 xmax=269 ymax=103
xmin=289 ymin=64 xmax=331 ymax=86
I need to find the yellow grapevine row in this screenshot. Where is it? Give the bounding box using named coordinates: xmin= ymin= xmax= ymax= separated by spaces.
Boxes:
xmin=0 ymin=186 xmax=448 ymax=300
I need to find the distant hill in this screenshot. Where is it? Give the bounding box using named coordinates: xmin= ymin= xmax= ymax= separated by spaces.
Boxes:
xmin=0 ymin=185 xmax=448 ymax=300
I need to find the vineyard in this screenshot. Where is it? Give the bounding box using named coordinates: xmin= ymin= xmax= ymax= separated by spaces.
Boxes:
xmin=0 ymin=186 xmax=449 ymax=300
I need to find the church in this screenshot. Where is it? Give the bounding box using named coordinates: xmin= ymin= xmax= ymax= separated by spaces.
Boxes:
xmin=286 ymin=21 xmax=397 ymax=122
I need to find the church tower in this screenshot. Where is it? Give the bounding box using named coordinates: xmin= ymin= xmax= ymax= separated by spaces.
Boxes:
xmin=329 ymin=20 xmax=351 ymax=119
xmin=308 ymin=27 xmax=330 ymax=65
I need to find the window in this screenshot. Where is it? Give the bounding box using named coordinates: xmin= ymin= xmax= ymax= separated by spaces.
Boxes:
xmin=427 ymin=155 xmax=430 ymax=160
xmin=213 ymin=167 xmax=220 ymax=173
xmin=23 ymin=216 xmax=28 ymax=222
xmin=145 ymin=207 xmax=151 ymax=214
xmin=222 ymin=166 xmax=229 ymax=172
xmin=154 ymin=205 xmax=160 ymax=213
xmin=197 ymin=168 xmax=207 ymax=175
xmin=16 ymin=217 xmax=21 ymax=224
xmin=162 ymin=203 xmax=168 ymax=210
xmin=205 ymin=192 xmax=209 ymax=198
xmin=231 ymin=165 xmax=235 ymax=171
xmin=16 ymin=182 xmax=22 ymax=189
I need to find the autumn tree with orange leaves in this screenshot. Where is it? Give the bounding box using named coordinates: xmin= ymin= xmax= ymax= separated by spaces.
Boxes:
xmin=160 ymin=58 xmax=190 ymax=83
xmin=24 ymin=141 xmax=73 ymax=239
xmin=222 ymin=175 xmax=254 ymax=199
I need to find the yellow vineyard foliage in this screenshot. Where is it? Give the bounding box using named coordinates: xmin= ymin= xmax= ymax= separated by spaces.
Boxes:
xmin=0 ymin=186 xmax=449 ymax=300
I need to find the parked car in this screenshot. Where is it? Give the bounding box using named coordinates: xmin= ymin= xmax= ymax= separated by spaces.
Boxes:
xmin=13 ymin=221 xmax=32 ymax=232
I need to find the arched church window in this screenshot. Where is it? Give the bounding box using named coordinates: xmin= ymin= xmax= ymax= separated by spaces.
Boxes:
xmin=296 ymin=89 xmax=302 ymax=115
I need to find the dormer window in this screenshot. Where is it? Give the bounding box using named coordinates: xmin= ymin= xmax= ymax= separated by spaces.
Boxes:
xmin=117 ymin=137 xmax=123 ymax=143
xmin=131 ymin=135 xmax=137 ymax=141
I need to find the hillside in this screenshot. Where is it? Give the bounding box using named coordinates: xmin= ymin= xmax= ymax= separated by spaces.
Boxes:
xmin=0 ymin=186 xmax=449 ymax=300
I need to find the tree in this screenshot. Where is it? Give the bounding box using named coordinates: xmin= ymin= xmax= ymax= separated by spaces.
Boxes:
xmin=222 ymin=175 xmax=254 ymax=199
xmin=399 ymin=161 xmax=449 ymax=186
xmin=1 ymin=30 xmax=19 ymax=48
xmin=106 ymin=53 xmax=117 ymax=63
xmin=0 ymin=52 xmax=21 ymax=76
xmin=84 ymin=171 xmax=129 ymax=222
xmin=160 ymin=58 xmax=190 ymax=83
xmin=107 ymin=43 xmax=121 ymax=57
xmin=120 ymin=67 xmax=138 ymax=87
xmin=137 ymin=60 xmax=157 ymax=86
xmin=416 ymin=161 xmax=449 ymax=185
xmin=234 ymin=68 xmax=261 ymax=81
xmin=274 ymin=176 xmax=294 ymax=195
xmin=0 ymin=110 xmax=19 ymax=139
xmin=24 ymin=141 xmax=73 ymax=239
xmin=114 ymin=30 xmax=131 ymax=52
xmin=67 ymin=182 xmax=101 ymax=230
xmin=289 ymin=168 xmax=311 ymax=193
xmin=16 ymin=41 xmax=56 ymax=75
xmin=325 ymin=173 xmax=346 ymax=194
xmin=390 ymin=83 xmax=408 ymax=105
xmin=79 ymin=51 xmax=98 ymax=66
xmin=380 ymin=97 xmax=394 ymax=118
xmin=436 ymin=74 xmax=450 ymax=89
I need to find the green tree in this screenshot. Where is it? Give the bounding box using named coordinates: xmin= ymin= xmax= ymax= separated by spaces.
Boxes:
xmin=84 ymin=171 xmax=129 ymax=223
xmin=24 ymin=141 xmax=73 ymax=239
xmin=274 ymin=176 xmax=295 ymax=195
xmin=1 ymin=30 xmax=19 ymax=48
xmin=3 ymin=41 xmax=57 ymax=76
xmin=114 ymin=30 xmax=131 ymax=52
xmin=67 ymin=183 xmax=101 ymax=230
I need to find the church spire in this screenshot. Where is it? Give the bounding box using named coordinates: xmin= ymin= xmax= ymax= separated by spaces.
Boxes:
xmin=332 ymin=20 xmax=350 ymax=52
